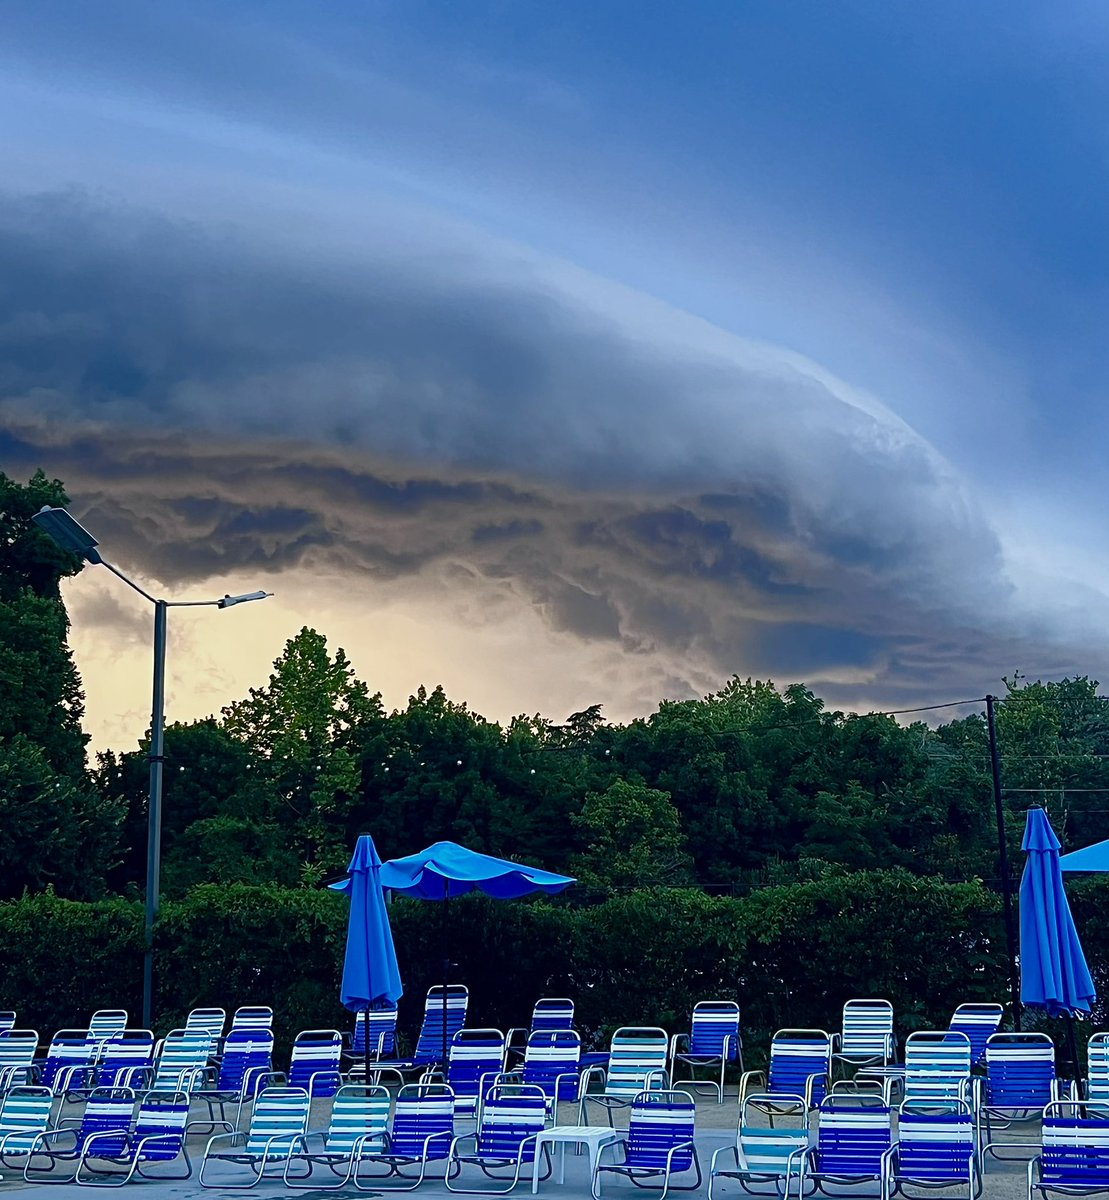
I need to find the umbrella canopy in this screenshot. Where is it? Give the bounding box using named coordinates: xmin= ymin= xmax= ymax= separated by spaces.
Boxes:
xmin=338 ymin=834 xmax=403 ymax=1014
xmin=377 ymin=840 xmax=575 ymax=899
xmin=1019 ymin=808 xmax=1096 ymax=1017
xmin=1060 ymin=837 xmax=1109 ymax=873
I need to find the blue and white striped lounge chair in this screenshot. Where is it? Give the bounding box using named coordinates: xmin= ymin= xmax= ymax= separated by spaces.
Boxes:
xmin=145 ymin=1029 xmax=213 ymax=1096
xmin=0 ymin=1030 xmax=39 ymax=1091
xmin=87 ymin=1012 xmax=128 ymax=1044
xmin=880 ymin=1100 xmax=980 ymax=1200
xmin=346 ymin=1007 xmax=400 ymax=1071
xmin=199 ymin=1085 xmax=311 ymax=1189
xmin=352 ymin=1081 xmax=458 ymax=1190
xmin=285 ymin=1029 xmax=343 ymax=1101
xmin=1028 ymin=1101 xmax=1109 ymax=1200
xmin=23 ymin=1086 xmax=136 ymax=1183
xmin=373 ymin=986 xmax=471 ymax=1084
xmin=74 ymin=1089 xmax=192 ymax=1186
xmin=903 ymin=1031 xmax=975 ymax=1110
xmin=185 ymin=1009 xmax=226 ymax=1045
xmin=581 ymin=1027 xmax=670 ymax=1127
xmin=670 ymin=1001 xmax=742 ymax=1103
xmin=0 ymin=1013 xmax=15 ymax=1035
xmin=229 ymin=1007 xmax=274 ymax=1036
xmin=801 ymin=1094 xmax=892 ymax=1196
xmin=741 ymin=1029 xmax=832 ymax=1114
xmin=833 ymin=1000 xmax=895 ymax=1074
xmin=499 ymin=1030 xmax=583 ymax=1112
xmin=1086 ymin=1034 xmax=1109 ymax=1112
xmin=282 ymin=1082 xmax=391 ymax=1190
xmin=709 ymin=1093 xmax=810 ymax=1200
xmin=593 ymin=1089 xmax=700 ymax=1200
xmin=193 ymin=1028 xmax=276 ymax=1133
xmin=981 ymin=1033 xmax=1063 ymax=1159
xmin=446 ymin=1083 xmax=551 ymax=1194
xmin=428 ymin=1029 xmax=507 ymax=1119
xmin=948 ymin=1004 xmax=1003 ymax=1068
xmin=39 ymin=1031 xmax=100 ymax=1098
xmin=90 ymin=1031 xmax=155 ymax=1091
xmin=507 ymin=999 xmax=575 ymax=1057
xmin=0 ymin=1086 xmax=55 ymax=1171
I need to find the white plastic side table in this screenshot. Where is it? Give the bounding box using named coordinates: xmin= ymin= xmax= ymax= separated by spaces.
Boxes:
xmin=531 ymin=1124 xmax=621 ymax=1193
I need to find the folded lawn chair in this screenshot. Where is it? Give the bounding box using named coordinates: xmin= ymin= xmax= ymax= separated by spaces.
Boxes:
xmin=581 ymin=1027 xmax=670 ymax=1127
xmin=427 ymin=1029 xmax=508 ymax=1119
xmin=499 ymin=1030 xmax=583 ymax=1113
xmin=23 ymin=1086 xmax=136 ymax=1183
xmin=670 ymin=1000 xmax=742 ymax=1103
xmin=446 ymin=1082 xmax=551 ymax=1194
xmin=801 ymin=1094 xmax=891 ymax=1196
xmin=89 ymin=1031 xmax=155 ymax=1091
xmin=192 ymin=1028 xmax=276 ymax=1133
xmin=1029 ymin=1101 xmax=1109 ymax=1200
xmin=0 ymin=1086 xmax=55 ymax=1172
xmin=507 ymin=999 xmax=575 ymax=1058
xmin=880 ymin=1099 xmax=980 ymax=1200
xmin=38 ymin=1031 xmax=100 ymax=1099
xmin=0 ymin=1030 xmax=39 ymax=1091
xmin=981 ymin=1032 xmax=1063 ymax=1159
xmin=740 ymin=1029 xmax=832 ymax=1116
xmin=199 ymin=1085 xmax=311 ymax=1189
xmin=948 ymin=1004 xmax=1003 ymax=1068
xmin=832 ymin=1000 xmax=895 ymax=1076
xmin=73 ymin=1088 xmax=192 ymax=1186
xmin=372 ymin=985 xmax=470 ymax=1084
xmin=349 ymin=1081 xmax=458 ymax=1190
xmin=185 ymin=1009 xmax=226 ymax=1045
xmin=709 ymin=1093 xmax=810 ymax=1200
xmin=144 ymin=1029 xmax=213 ymax=1096
xmin=228 ymin=1006 xmax=274 ymax=1035
xmin=281 ymin=1029 xmax=343 ymax=1101
xmin=282 ymin=1082 xmax=391 ymax=1190
xmin=592 ymin=1089 xmax=701 ymax=1200
xmin=903 ymin=1031 xmax=975 ymax=1110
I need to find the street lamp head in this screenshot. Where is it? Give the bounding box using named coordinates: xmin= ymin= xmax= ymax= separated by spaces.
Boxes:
xmin=216 ymin=590 xmax=273 ymax=609
xmin=31 ymin=506 xmax=103 ymax=564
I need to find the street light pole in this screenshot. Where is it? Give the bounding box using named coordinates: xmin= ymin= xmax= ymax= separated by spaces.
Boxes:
xmin=31 ymin=506 xmax=272 ymax=1029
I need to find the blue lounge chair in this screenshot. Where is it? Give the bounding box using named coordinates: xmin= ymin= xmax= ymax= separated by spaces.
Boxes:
xmin=38 ymin=1031 xmax=99 ymax=1099
xmin=23 ymin=1086 xmax=136 ymax=1183
xmin=507 ymin=999 xmax=575 ymax=1058
xmin=500 ymin=1029 xmax=583 ymax=1112
xmin=428 ymin=1029 xmax=508 ymax=1119
xmin=145 ymin=1029 xmax=213 ymax=1096
xmin=670 ymin=1001 xmax=742 ymax=1103
xmin=592 ymin=1089 xmax=701 ymax=1200
xmin=741 ymin=1029 xmax=832 ymax=1115
xmin=949 ymin=1004 xmax=1003 ymax=1068
xmin=981 ymin=1032 xmax=1064 ymax=1159
xmin=903 ymin=1031 xmax=975 ymax=1110
xmin=801 ymin=1094 xmax=891 ymax=1196
xmin=89 ymin=1031 xmax=155 ymax=1091
xmin=709 ymin=1091 xmax=810 ymax=1199
xmin=283 ymin=1029 xmax=344 ymax=1100
xmin=192 ymin=1028 xmax=276 ymax=1133
xmin=0 ymin=1013 xmax=15 ymax=1035
xmin=282 ymin=1082 xmax=391 ymax=1190
xmin=881 ymin=1100 xmax=980 ymax=1200
xmin=346 ymin=1007 xmax=400 ymax=1072
xmin=350 ymin=1081 xmax=457 ymax=1190
xmin=228 ymin=1007 xmax=274 ymax=1036
xmin=0 ymin=1086 xmax=55 ymax=1172
xmin=74 ymin=1089 xmax=192 ymax=1185
xmin=832 ymin=1000 xmax=895 ymax=1075
xmin=446 ymin=1083 xmax=551 ymax=1194
xmin=1029 ymin=1101 xmax=1109 ymax=1200
xmin=1086 ymin=1034 xmax=1109 ymax=1112
xmin=373 ymin=985 xmax=470 ymax=1084
xmin=199 ymin=1085 xmax=312 ymax=1189
xmin=0 ymin=1030 xmax=39 ymax=1092
xmin=581 ymin=1027 xmax=670 ymax=1127
xmin=185 ymin=1009 xmax=226 ymax=1045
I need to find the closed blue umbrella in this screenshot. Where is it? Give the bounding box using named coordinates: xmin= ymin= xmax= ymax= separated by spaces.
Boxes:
xmin=1019 ymin=808 xmax=1096 ymax=1088
xmin=338 ymin=834 xmax=403 ymax=1078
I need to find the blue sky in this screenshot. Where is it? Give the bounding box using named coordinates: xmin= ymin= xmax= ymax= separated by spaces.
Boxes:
xmin=2 ymin=1 xmax=1108 ymax=743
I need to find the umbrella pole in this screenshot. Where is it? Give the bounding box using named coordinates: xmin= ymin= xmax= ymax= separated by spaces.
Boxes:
xmin=442 ymin=878 xmax=450 ymax=1073
xmin=1066 ymin=1014 xmax=1083 ymax=1099
xmin=364 ymin=1005 xmax=371 ymax=1085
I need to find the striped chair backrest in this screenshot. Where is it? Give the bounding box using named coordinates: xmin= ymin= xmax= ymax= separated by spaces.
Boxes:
xmin=896 ymin=1102 xmax=975 ymax=1181
xmin=131 ymin=1091 xmax=191 ymax=1161
xmin=0 ymin=1012 xmax=15 ymax=1034
xmin=475 ymin=1084 xmax=547 ymax=1159
xmin=521 ymin=1030 xmax=581 ymax=1100
xmin=606 ymin=1027 xmax=670 ymax=1100
xmin=76 ymin=1088 xmax=136 ymax=1156
xmin=230 ymin=1006 xmax=274 ymax=1035
xmin=390 ymin=1084 xmax=455 ymax=1160
xmin=689 ymin=1001 xmax=741 ymax=1059
xmin=96 ymin=1030 xmax=155 ymax=1087
xmin=322 ymin=1084 xmax=391 ymax=1155
xmin=840 ymin=999 xmax=894 ymax=1060
xmin=984 ymin=1032 xmax=1056 ymax=1107
xmin=353 ymin=1008 xmax=398 ymax=1057
xmin=531 ymin=998 xmax=575 ymax=1034
xmin=814 ymin=1097 xmax=892 ymax=1176
xmin=216 ymin=1028 xmax=274 ymax=1093
xmin=1090 ymin=1034 xmax=1109 ymax=1105
xmin=0 ymin=1030 xmax=38 ymax=1070
xmin=447 ymin=1028 xmax=507 ymax=1102
xmin=626 ymin=1090 xmax=696 ymax=1172
xmin=40 ymin=1031 xmax=95 ymax=1090
xmin=413 ymin=986 xmax=469 ymax=1063
xmin=288 ymin=1029 xmax=343 ymax=1098
xmin=151 ymin=1030 xmax=212 ymax=1091
xmin=185 ymin=1008 xmax=226 ymax=1042
xmin=1041 ymin=1103 xmax=1109 ymax=1185
xmin=767 ymin=1029 xmax=831 ymax=1104
xmin=244 ymin=1087 xmax=311 ymax=1158
xmin=737 ymin=1119 xmax=809 ymax=1177
xmin=904 ymin=1031 xmax=972 ymax=1105
xmin=0 ymin=1087 xmax=54 ymax=1152
xmin=88 ymin=1010 xmax=128 ymax=1044
xmin=948 ymin=1003 xmax=1003 ymax=1065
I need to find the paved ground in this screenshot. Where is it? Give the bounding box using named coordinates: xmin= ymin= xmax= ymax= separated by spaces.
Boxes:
xmin=0 ymin=1091 xmax=1037 ymax=1199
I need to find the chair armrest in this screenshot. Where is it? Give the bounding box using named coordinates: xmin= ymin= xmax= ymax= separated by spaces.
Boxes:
xmin=739 ymin=1069 xmax=766 ymax=1106
xmin=670 ymin=1033 xmax=689 ymax=1060
xmin=421 ymin=1129 xmax=453 ymax=1156
xmin=203 ymin=1130 xmax=246 ymax=1156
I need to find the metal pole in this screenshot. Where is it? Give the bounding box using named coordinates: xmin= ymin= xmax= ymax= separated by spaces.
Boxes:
xmin=142 ymin=599 xmax=168 ymax=1030
xmin=986 ymin=694 xmax=1022 ymax=1031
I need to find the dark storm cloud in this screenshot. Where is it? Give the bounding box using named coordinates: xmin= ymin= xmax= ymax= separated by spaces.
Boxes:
xmin=0 ymin=188 xmax=1089 ymax=707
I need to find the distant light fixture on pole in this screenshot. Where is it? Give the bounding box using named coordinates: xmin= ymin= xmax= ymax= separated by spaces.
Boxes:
xmin=32 ymin=505 xmax=272 ymax=1029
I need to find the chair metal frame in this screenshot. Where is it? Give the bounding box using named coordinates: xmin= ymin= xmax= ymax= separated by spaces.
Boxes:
xmin=446 ymin=1082 xmax=552 ymax=1195
xmin=709 ymin=1092 xmax=811 ymax=1200
xmin=198 ymin=1084 xmax=312 ymax=1189
xmin=282 ymin=1082 xmax=392 ymax=1190
xmin=670 ymin=1000 xmax=742 ymax=1104
xmin=591 ymin=1088 xmax=701 ymax=1200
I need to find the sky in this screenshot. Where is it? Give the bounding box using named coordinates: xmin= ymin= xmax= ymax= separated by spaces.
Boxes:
xmin=2 ymin=0 xmax=1108 ymax=751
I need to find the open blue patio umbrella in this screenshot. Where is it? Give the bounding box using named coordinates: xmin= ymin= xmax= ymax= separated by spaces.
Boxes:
xmin=379 ymin=841 xmax=574 ymax=1066
xmin=1019 ymin=808 xmax=1096 ymax=1087
xmin=338 ymin=834 xmax=404 ymax=1079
